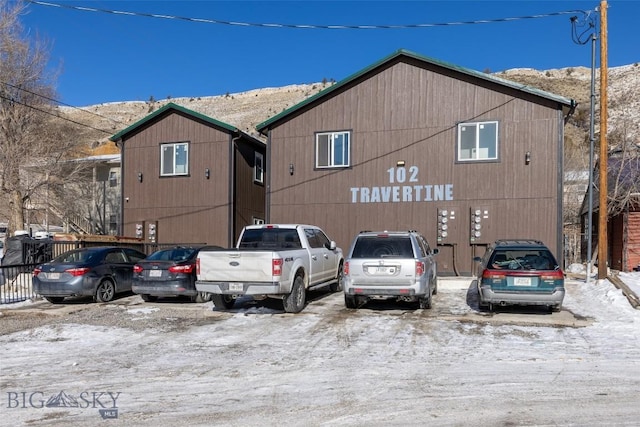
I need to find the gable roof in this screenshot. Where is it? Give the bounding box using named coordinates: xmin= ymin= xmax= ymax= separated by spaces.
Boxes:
xmin=256 ymin=48 xmax=576 ymax=133
xmin=110 ymin=102 xmax=264 ymax=146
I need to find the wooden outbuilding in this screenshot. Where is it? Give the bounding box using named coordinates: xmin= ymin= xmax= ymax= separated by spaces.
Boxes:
xmin=110 ymin=103 xmax=266 ymax=247
xmin=581 ymin=154 xmax=640 ymax=272
xmin=257 ymin=49 xmax=576 ymax=275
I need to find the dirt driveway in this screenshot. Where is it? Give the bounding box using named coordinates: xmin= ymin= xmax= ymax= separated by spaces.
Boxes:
xmin=0 ymin=277 xmax=591 ymax=335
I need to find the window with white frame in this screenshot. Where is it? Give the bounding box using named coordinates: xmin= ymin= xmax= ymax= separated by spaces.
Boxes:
xmin=315 ymin=131 xmax=350 ymax=169
xmin=161 ymin=142 xmax=189 ymax=176
xmin=254 ymin=152 xmax=264 ymax=184
xmin=108 ymin=170 xmax=118 ymax=187
xmin=457 ymin=121 xmax=499 ymax=162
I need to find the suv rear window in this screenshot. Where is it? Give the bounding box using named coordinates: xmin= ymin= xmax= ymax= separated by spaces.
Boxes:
xmin=490 ymin=249 xmax=556 ymax=270
xmin=351 ymin=236 xmax=414 ymax=258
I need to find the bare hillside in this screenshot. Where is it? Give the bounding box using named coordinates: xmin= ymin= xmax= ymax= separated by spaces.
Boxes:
xmin=60 ymin=83 xmax=334 ymax=150
xmin=59 ymin=65 xmax=639 ymax=158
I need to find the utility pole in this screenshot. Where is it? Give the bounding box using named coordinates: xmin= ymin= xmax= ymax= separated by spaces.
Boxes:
xmin=587 ymin=30 xmax=596 ymax=284
xmin=598 ymin=0 xmax=608 ymax=279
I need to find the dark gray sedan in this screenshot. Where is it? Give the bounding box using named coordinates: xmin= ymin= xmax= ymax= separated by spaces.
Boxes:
xmin=33 ymin=246 xmax=147 ymax=303
xmin=132 ymin=246 xmax=216 ymax=303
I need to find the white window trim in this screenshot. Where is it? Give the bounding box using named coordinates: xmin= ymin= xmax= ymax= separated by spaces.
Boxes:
xmin=315 ymin=130 xmax=351 ymax=169
xmin=254 ymin=152 xmax=264 ymax=184
xmin=160 ymin=142 xmax=190 ymax=176
xmin=457 ymin=121 xmax=499 ymax=162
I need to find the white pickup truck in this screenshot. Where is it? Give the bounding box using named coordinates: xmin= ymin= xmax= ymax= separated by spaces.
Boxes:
xmin=195 ymin=224 xmax=344 ymax=313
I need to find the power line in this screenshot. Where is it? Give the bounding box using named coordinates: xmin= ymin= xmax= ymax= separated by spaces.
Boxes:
xmin=0 ymin=93 xmax=114 ymax=135
xmin=26 ymin=0 xmax=592 ymax=30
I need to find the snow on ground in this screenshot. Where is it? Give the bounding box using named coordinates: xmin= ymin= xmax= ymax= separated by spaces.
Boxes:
xmin=2 ymin=269 xmax=640 ymax=426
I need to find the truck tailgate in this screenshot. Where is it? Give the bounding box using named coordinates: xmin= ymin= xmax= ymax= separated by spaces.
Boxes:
xmin=198 ymin=250 xmax=275 ymax=283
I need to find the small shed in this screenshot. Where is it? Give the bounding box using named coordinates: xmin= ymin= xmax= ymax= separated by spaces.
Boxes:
xmin=581 ymin=153 xmax=640 ymax=272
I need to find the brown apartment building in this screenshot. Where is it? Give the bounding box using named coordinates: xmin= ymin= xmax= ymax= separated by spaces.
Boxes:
xmin=257 ymin=49 xmax=576 ymax=276
xmin=110 ymin=103 xmax=266 ymax=247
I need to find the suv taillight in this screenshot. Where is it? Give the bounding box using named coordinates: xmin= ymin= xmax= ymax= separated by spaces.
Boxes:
xmin=133 ymin=265 xmax=143 ymax=274
xmin=482 ymin=269 xmax=505 ymax=280
xmin=272 ymin=258 xmax=283 ymax=276
xmin=416 ymin=261 xmax=425 ymax=276
xmin=196 ymin=258 xmax=200 ymax=275
xmin=33 ymin=267 xmax=41 ymax=277
xmin=344 ymin=261 xmax=349 ymax=275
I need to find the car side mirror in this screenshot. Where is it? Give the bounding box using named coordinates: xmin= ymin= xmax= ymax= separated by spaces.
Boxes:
xmin=329 ymin=241 xmax=337 ymax=251
xmin=473 ymin=256 xmax=482 ymax=262
xmin=432 ymin=248 xmax=439 ymax=255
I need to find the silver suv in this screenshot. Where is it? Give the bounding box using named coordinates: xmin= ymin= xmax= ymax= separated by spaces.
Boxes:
xmin=342 ymin=230 xmax=438 ymax=309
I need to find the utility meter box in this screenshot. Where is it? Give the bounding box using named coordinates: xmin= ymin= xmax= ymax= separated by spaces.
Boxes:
xmin=470 ymin=207 xmax=490 ymax=244
xmin=437 ymin=208 xmax=456 ymax=244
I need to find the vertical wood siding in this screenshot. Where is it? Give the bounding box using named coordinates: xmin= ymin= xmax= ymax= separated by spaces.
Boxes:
xmin=267 ymin=60 xmax=563 ymax=275
xmin=610 ymin=214 xmax=624 ymax=271
xmin=234 ymin=141 xmax=266 ymax=242
xmin=122 ymin=111 xmax=263 ymax=247
xmin=624 ymin=210 xmax=640 ymax=271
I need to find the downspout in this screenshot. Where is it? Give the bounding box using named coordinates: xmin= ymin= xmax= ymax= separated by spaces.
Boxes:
xmin=265 ymin=129 xmax=271 ymax=223
xmin=115 ymin=138 xmax=125 ymax=237
xmin=229 ymin=134 xmax=241 ymax=247
xmin=557 ymin=108 xmax=565 ymax=268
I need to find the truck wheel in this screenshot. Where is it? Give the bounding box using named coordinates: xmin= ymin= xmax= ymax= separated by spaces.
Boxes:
xmin=344 ymin=294 xmax=357 ymax=309
xmin=211 ymin=294 xmax=235 ymax=309
xmin=330 ymin=263 xmax=343 ymax=292
xmin=283 ymin=275 xmax=305 ymax=313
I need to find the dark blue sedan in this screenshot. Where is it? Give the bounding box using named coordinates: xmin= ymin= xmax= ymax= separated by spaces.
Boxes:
xmin=33 ymin=246 xmax=147 ymax=303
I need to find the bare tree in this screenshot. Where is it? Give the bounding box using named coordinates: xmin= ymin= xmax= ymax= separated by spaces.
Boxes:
xmin=604 ymin=118 xmax=640 ymax=217
xmin=0 ymin=0 xmax=89 ymax=236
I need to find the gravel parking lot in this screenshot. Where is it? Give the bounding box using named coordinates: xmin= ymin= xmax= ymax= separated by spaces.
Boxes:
xmin=2 ymin=277 xmax=639 ymax=426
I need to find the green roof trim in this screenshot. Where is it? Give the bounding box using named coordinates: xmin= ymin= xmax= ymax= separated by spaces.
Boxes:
xmin=110 ymin=102 xmax=239 ymax=142
xmin=256 ymin=48 xmax=575 ymax=132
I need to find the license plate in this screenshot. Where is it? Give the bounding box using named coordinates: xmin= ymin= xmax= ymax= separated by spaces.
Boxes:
xmin=149 ymin=270 xmax=162 ymax=277
xmin=368 ymin=266 xmax=396 ymax=274
xmin=47 ymin=272 xmax=60 ymax=280
xmin=514 ymin=277 xmax=532 ymax=286
xmin=229 ymin=283 xmax=243 ymax=292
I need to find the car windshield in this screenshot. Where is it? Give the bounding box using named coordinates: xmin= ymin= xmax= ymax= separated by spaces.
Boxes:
xmin=351 ymin=236 xmax=414 ymax=258
xmin=146 ymin=248 xmax=196 ymax=262
xmin=54 ymin=250 xmax=98 ymax=263
xmin=490 ymin=249 xmax=557 ymax=270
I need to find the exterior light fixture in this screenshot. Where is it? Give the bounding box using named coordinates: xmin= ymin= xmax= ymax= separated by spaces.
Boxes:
xmin=525 ymin=151 xmax=531 ymax=165
xmin=205 ymin=168 xmax=210 ymax=179
xmin=137 ymin=172 xmax=143 ymax=182
xmin=289 ymin=163 xmax=294 ymax=175
xmin=397 ymin=160 xmax=406 ymax=167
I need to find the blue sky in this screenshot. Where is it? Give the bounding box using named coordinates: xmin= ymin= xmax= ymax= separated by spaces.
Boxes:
xmin=16 ymin=0 xmax=639 ymax=107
